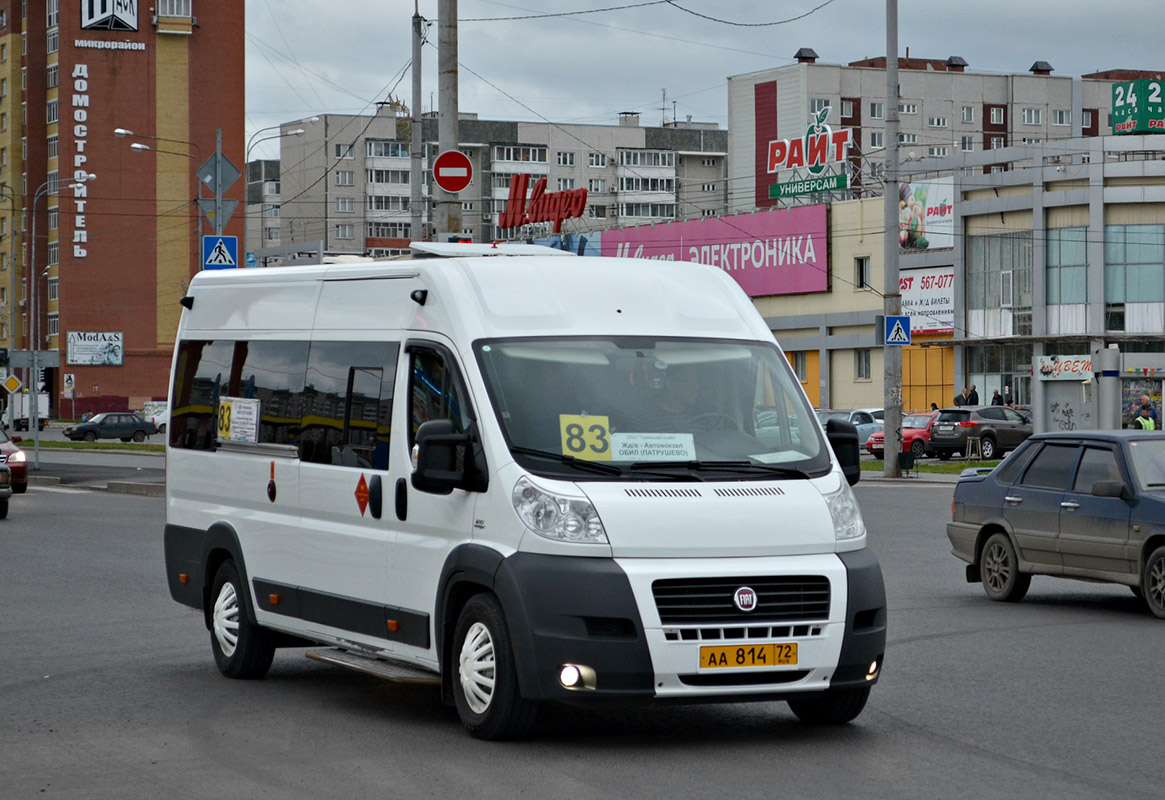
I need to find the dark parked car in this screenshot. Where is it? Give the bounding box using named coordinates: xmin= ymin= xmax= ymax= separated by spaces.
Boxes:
xmin=63 ymin=412 xmax=157 ymax=442
xmin=0 ymin=427 xmax=27 ymax=493
xmin=929 ymin=404 xmax=1031 ymax=461
xmin=947 ymin=431 xmax=1165 ymax=618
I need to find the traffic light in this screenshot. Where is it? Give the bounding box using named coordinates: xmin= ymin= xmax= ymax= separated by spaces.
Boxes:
xmin=0 ymin=348 xmax=8 ymax=366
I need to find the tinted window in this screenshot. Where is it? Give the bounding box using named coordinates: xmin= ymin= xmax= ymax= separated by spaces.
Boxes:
xmin=978 ymin=407 xmax=1005 ymax=421
xmin=170 ymin=340 xmax=235 ymax=450
xmin=1072 ymin=447 xmax=1122 ymax=493
xmin=236 ymin=340 xmax=310 ymax=445
xmin=301 ymin=341 xmax=399 ymax=469
xmin=1020 ymin=444 xmax=1080 ymax=490
xmin=409 ymin=346 xmax=472 ymax=446
xmin=995 ymin=439 xmax=1039 ymax=484
xmin=938 ymin=410 xmax=969 ymax=423
xmin=1002 ymin=408 xmax=1027 ymax=424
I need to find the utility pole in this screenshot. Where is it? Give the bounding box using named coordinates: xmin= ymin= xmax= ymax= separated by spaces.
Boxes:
xmin=435 ymin=0 xmax=461 ymax=241
xmin=882 ymin=0 xmax=903 ymax=477
xmin=411 ymin=4 xmax=424 ymax=241
xmin=215 ymin=129 xmax=224 ymax=234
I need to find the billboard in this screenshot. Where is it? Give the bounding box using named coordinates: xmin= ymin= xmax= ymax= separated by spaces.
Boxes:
xmin=600 ymin=206 xmax=828 ymax=297
xmin=899 ymin=266 xmax=954 ymax=333
xmin=899 ymin=177 xmax=955 ymax=251
xmin=67 ymin=331 xmax=124 ymax=366
xmin=1112 ymin=79 xmax=1165 ymax=135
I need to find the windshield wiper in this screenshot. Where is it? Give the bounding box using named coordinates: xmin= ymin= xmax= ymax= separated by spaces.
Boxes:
xmin=629 ymin=460 xmax=811 ymax=479
xmin=509 ymin=446 xmax=625 ymax=475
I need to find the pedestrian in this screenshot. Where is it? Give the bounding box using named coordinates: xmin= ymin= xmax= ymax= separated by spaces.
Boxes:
xmin=1140 ymin=394 xmax=1160 ymax=426
xmin=991 ymin=390 xmax=1003 ymax=406
xmin=967 ymin=384 xmax=980 ymax=405
xmin=1132 ymin=405 xmax=1157 ymax=430
xmin=930 ymin=402 xmax=939 ymax=411
xmin=953 ymin=387 xmax=968 ymax=406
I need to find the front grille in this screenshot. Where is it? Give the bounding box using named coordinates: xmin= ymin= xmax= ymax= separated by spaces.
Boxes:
xmin=652 ymin=576 xmax=831 ymax=625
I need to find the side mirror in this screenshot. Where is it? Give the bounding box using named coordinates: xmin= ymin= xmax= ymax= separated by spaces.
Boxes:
xmin=1091 ymin=479 xmax=1130 ymax=500
xmin=825 ymin=418 xmax=861 ymax=486
xmin=10 ymin=435 xmax=20 ymax=443
xmin=410 ymin=419 xmax=488 ymax=495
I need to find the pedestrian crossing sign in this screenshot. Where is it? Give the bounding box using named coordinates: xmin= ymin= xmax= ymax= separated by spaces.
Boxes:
xmin=202 ymin=235 xmax=239 ymax=270
xmin=885 ymin=315 xmax=911 ymax=345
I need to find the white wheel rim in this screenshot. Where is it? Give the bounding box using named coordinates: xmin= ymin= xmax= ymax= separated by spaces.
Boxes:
xmin=458 ymin=621 xmax=496 ymax=715
xmin=212 ymin=581 xmax=240 ymax=658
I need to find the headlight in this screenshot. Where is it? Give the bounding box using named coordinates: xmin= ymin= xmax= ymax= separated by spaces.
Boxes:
xmin=823 ymin=478 xmax=867 ymax=541
xmin=7 ymin=450 xmax=24 ymax=464
xmin=512 ymin=476 xmax=608 ymax=544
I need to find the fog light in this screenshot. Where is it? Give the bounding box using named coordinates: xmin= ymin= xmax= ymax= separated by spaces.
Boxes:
xmin=866 ymin=659 xmax=881 ymax=681
xmin=557 ymin=663 xmax=597 ymax=691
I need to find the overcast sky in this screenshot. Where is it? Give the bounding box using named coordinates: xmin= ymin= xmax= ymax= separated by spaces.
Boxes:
xmin=244 ymin=0 xmax=1162 ymax=159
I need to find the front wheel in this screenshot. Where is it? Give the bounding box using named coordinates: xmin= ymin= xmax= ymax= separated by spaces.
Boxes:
xmin=1142 ymin=545 xmax=1165 ymax=619
xmin=210 ymin=560 xmax=275 ymax=679
xmin=787 ymin=686 xmax=870 ymax=724
xmin=910 ymin=439 xmax=926 ymax=459
xmin=981 ymin=532 xmax=1030 ymax=602
xmin=452 ymin=593 xmax=536 ymax=740
xmin=84 ymin=431 xmax=97 ymax=442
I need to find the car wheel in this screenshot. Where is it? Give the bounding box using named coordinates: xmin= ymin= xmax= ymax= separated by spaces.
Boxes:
xmin=132 ymin=430 xmax=146 ymax=443
xmin=910 ymin=439 xmax=926 ymax=459
xmin=13 ymin=484 xmax=26 ymax=495
xmin=873 ymin=453 xmax=883 ymax=460
xmin=787 ymin=686 xmax=871 ymax=724
xmin=979 ymin=436 xmax=998 ymax=460
xmin=84 ymin=431 xmax=97 ymax=442
xmin=936 ymin=450 xmax=951 ymax=461
xmin=981 ymin=532 xmax=1030 ymax=603
xmin=1142 ymin=545 xmax=1165 ymax=620
xmin=210 ymin=560 xmax=276 ymax=679
xmin=0 ymin=499 xmax=8 ymax=519
xmin=158 ymin=423 xmax=167 ymax=434
xmin=452 ymin=593 xmax=537 ymax=740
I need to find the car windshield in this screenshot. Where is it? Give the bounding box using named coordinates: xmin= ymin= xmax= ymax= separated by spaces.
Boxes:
xmin=475 ymin=337 xmax=829 ymax=480
xmin=1127 ymin=439 xmax=1165 ymax=491
xmin=904 ymin=414 xmax=932 ymax=428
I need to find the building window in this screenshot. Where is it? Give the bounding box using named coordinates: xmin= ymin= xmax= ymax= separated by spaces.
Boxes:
xmin=989 ymin=136 xmax=1005 ymax=149
xmin=47 ymin=207 xmax=57 ymax=229
xmin=263 ymin=227 xmax=279 ymax=242
xmin=366 ymin=140 xmax=408 ymax=158
xmin=618 ymin=149 xmax=674 ymax=167
xmin=335 ymin=197 xmax=353 ymax=213
xmin=1082 ymin=110 xmax=1094 ymax=128
xmin=810 ymin=98 xmax=830 ymax=115
xmin=335 ymin=170 xmax=354 ymax=186
xmin=368 ymin=221 xmax=410 ymax=238
xmin=1021 ymin=108 xmax=1042 ymax=125
xmin=556 ymin=151 xmax=574 ymax=167
xmin=493 ymin=145 xmax=547 ymax=163
xmin=619 ymin=176 xmax=675 ymax=193
xmin=46 ymin=100 xmax=57 ymax=124
xmin=1053 ymin=109 xmax=1070 ymax=126
xmin=701 ymin=183 xmax=716 ymax=192
xmin=869 ymin=131 xmax=884 ymax=149
xmin=46 ymin=134 xmax=57 ymax=159
xmin=263 ymin=180 xmax=280 ymax=195
xmin=588 ymin=152 xmax=607 ymax=168
xmin=46 ymin=169 xmax=57 ymax=191
xmin=334 ymin=143 xmax=354 ymax=159
xmin=588 ymin=178 xmax=606 ymax=193
xmin=869 ymin=102 xmax=884 ymax=119
xmin=47 ymin=312 xmax=58 ymax=337
xmin=928 ymin=116 xmax=948 ymax=128
xmin=855 ymin=256 xmax=871 ymax=289
xmin=46 ymin=0 xmax=58 ymax=26
xmin=1022 ymin=136 xmax=1041 ymax=144
xmin=701 ymin=157 xmax=717 ymax=167
xmin=855 ymin=349 xmax=871 ymax=381
xmin=47 ymin=276 xmax=59 ymax=301
xmin=588 ymin=205 xmax=607 ymax=219
xmin=841 ymin=99 xmax=854 ymax=118
xmin=960 ymin=136 xmax=975 ymax=152
xmin=620 ymin=203 xmax=675 ymax=218
xmin=927 ymin=146 xmax=948 ymax=157
xmin=792 ymin=352 xmax=807 ymax=382
xmin=367 ymin=169 xmax=409 ymax=184
xmin=898 ymin=102 xmax=917 ymax=115
xmin=367 ymin=195 xmax=409 ymax=211
xmin=898 ymin=133 xmax=917 ymax=145
xmin=46 ymin=28 xmax=58 ymax=54
xmin=158 ymin=0 xmax=193 ymax=16
xmin=965 ymin=230 xmax=1033 ymax=335
xmin=335 ymin=224 xmax=354 ymax=240
xmin=262 ymin=204 xmax=280 ymax=218
xmin=45 ymin=64 xmax=57 ymax=90
xmin=47 ymin=242 xmax=58 ymax=264
xmin=556 ymin=178 xmax=575 ymax=191
xmin=962 ymin=105 xmax=974 ymax=123
xmin=1046 ymin=227 xmax=1087 ymax=305
xmin=1105 ymin=224 xmax=1165 ymax=309
xmin=990 ymin=107 xmax=1004 ymax=125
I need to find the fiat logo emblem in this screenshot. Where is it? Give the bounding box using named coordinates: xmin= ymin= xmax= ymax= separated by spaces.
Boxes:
xmin=733 ymin=587 xmax=757 ymax=612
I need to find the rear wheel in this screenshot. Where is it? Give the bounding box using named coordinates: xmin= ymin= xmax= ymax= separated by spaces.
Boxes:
xmin=1143 ymin=545 xmax=1165 ymax=620
xmin=979 ymin=436 xmax=998 ymax=460
xmin=452 ymin=593 xmax=536 ymax=740
xmin=981 ymin=532 xmax=1030 ymax=602
xmin=210 ymin=560 xmax=276 ymax=679
xmin=787 ymin=686 xmax=871 ymax=724
xmin=132 ymin=430 xmax=146 ymax=443
xmin=936 ymin=450 xmax=952 ymax=461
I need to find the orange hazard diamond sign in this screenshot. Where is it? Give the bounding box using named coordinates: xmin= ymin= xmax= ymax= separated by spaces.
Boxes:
xmin=354 ymin=473 xmax=370 ymax=516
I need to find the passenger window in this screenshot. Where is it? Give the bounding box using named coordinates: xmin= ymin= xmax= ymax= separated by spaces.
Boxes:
xmin=994 ymin=440 xmax=1037 ymax=484
xmin=408 ymin=346 xmax=472 ymax=446
xmin=301 ymin=341 xmax=399 ymax=469
xmin=1019 ymin=444 xmax=1079 ymax=490
xmin=235 ymin=340 xmax=309 ymax=446
xmin=1072 ymin=447 xmax=1122 ymax=493
xmin=170 ymin=340 xmax=236 ymax=450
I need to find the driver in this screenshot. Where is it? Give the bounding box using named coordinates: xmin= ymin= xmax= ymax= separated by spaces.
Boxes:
xmin=637 ymin=366 xmax=728 ymax=433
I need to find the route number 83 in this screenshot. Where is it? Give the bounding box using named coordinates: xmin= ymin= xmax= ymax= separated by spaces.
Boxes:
xmin=559 ymin=414 xmax=612 ymax=461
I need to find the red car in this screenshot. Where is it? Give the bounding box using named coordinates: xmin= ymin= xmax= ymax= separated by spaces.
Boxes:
xmin=865 ymin=411 xmax=938 ymax=461
xmin=0 ymin=426 xmax=26 ymax=493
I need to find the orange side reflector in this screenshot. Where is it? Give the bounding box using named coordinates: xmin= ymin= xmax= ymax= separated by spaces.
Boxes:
xmin=269 ymin=594 xmax=281 ymax=605
xmin=179 ymin=573 xmax=189 ymax=584
xmin=386 ymin=619 xmax=399 ymax=632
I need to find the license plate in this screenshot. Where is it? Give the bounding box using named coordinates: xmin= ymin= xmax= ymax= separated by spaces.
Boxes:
xmin=937 ymin=424 xmax=954 ymax=432
xmin=870 ymin=443 xmax=883 ymax=451
xmin=700 ymin=642 xmax=798 ymax=669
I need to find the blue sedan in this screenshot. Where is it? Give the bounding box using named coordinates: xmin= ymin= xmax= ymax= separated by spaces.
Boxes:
xmin=947 ymin=430 xmax=1165 ymax=618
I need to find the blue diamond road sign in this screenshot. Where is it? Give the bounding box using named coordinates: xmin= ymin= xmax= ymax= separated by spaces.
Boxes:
xmin=885 ymin=315 xmax=911 ymax=345
xmin=202 ymin=235 xmax=238 ymax=270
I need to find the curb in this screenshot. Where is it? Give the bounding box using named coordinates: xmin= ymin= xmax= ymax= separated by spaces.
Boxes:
xmin=106 ymin=481 xmax=166 ymax=498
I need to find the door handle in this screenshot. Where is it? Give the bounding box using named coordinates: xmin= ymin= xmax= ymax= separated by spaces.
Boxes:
xmin=1060 ymin=500 xmax=1080 ymax=510
xmin=368 ymin=474 xmax=383 ymax=520
xmin=395 ymin=477 xmax=408 ymax=521
xmin=1004 ymin=495 xmax=1022 ymax=504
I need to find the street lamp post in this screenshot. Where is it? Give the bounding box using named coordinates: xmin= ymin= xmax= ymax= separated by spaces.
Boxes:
xmin=0 ymin=186 xmax=16 ymax=430
xmin=243 ymin=126 xmax=308 ymax=262
xmin=29 ymin=172 xmax=96 ymax=469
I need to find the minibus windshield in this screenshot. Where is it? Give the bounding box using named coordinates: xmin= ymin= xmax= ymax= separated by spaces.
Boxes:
xmin=475 ymin=337 xmax=830 ymax=480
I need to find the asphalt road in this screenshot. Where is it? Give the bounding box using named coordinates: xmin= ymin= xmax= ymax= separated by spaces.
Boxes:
xmin=1 ymin=482 xmax=1161 ymax=799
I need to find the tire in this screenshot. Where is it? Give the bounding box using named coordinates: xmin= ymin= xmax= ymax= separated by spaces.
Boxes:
xmin=788 ymin=686 xmax=871 ymax=724
xmin=873 ymin=453 xmax=884 ymax=460
xmin=980 ymin=532 xmax=1031 ymax=603
xmin=84 ymin=431 xmax=97 ymax=442
xmin=979 ymin=436 xmax=998 ymax=460
xmin=1142 ymin=545 xmax=1165 ymax=620
xmin=452 ymin=593 xmax=537 ymax=740
xmin=936 ymin=450 xmax=952 ymax=461
xmin=0 ymin=499 xmax=8 ymax=519
xmin=132 ymin=430 xmax=145 ymax=443
xmin=13 ymin=484 xmax=26 ymax=495
xmin=158 ymin=423 xmax=167 ymax=434
xmin=910 ymin=439 xmax=926 ymax=459
xmin=210 ymin=560 xmax=276 ymax=679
